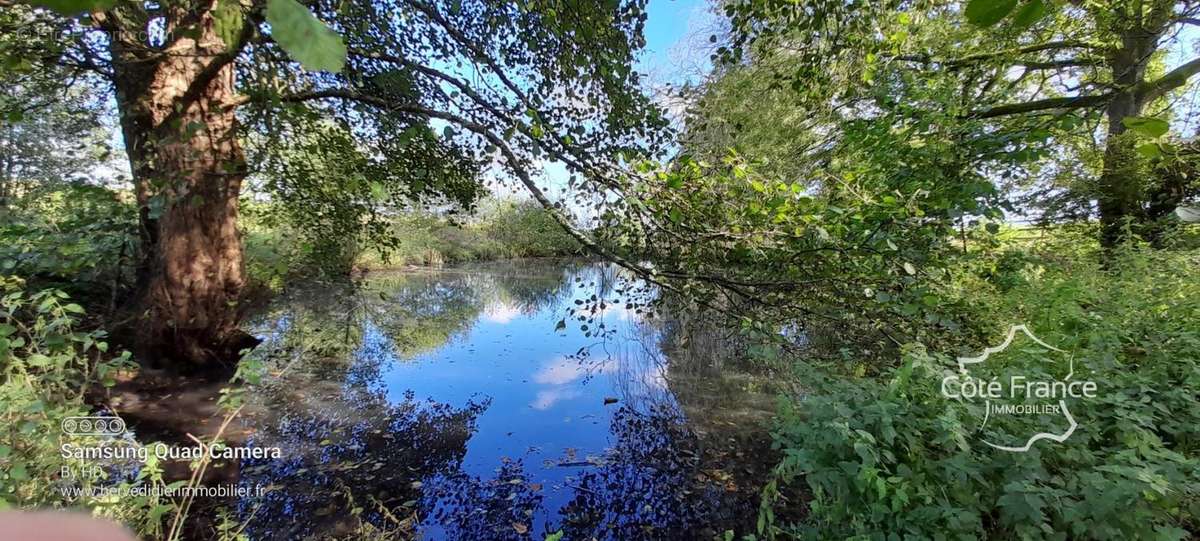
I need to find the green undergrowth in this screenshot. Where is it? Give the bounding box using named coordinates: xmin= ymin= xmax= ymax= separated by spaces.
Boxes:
xmin=763 ymin=235 xmax=1200 ymax=539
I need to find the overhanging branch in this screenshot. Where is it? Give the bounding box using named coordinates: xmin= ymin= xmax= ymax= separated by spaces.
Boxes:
xmin=1137 ymin=56 xmax=1200 ymax=102
xmin=966 ymin=93 xmax=1110 ymax=119
xmin=893 ymin=40 xmax=1101 ymax=69
xmin=275 ymin=88 xmax=819 ymax=309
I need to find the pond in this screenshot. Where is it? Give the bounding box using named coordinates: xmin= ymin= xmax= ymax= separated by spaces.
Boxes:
xmin=233 ymin=260 xmax=780 ymax=540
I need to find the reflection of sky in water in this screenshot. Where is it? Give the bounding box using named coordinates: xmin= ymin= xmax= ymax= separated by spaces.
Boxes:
xmin=367 ymin=270 xmax=674 ymax=537
xmin=240 ymin=263 xmax=753 ymax=540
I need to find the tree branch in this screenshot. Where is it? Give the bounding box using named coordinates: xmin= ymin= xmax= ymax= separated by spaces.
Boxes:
xmin=966 ymin=93 xmax=1111 ymax=119
xmin=1137 ymin=56 xmax=1200 ymax=102
xmin=275 ymin=88 xmax=817 ymax=309
xmin=893 ymin=40 xmax=1101 ymax=69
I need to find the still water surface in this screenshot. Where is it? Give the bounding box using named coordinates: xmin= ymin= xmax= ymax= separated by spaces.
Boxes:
xmin=237 ymin=261 xmax=775 ymax=540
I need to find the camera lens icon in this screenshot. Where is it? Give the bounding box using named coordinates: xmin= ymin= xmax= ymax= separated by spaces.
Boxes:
xmin=62 ymin=416 xmax=127 ymax=436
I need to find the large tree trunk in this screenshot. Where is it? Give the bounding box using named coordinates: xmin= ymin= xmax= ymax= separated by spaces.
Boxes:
xmin=1097 ymin=29 xmax=1160 ymax=249
xmin=110 ymin=9 xmax=257 ymax=368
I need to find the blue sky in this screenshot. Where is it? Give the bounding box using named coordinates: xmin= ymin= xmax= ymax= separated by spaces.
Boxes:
xmin=512 ymin=0 xmax=715 ymax=211
xmin=638 ymin=0 xmax=712 ymax=84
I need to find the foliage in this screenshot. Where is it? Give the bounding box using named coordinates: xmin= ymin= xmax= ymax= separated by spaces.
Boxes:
xmin=701 ymin=0 xmax=1200 ymax=247
xmin=602 ymin=151 xmax=997 ymax=356
xmin=245 ymin=86 xmax=484 ymax=276
xmin=244 ymin=196 xmax=580 ymax=286
xmin=460 ymin=198 xmax=581 ymax=260
xmin=263 ymin=0 xmax=345 ymax=72
xmin=0 ymin=183 xmax=137 ymax=304
xmin=0 ymin=276 xmax=175 ymax=532
xmin=0 ymin=88 xmax=111 ymax=206
xmin=763 ymin=240 xmax=1200 ymax=539
xmin=375 ymin=198 xmax=582 ymax=267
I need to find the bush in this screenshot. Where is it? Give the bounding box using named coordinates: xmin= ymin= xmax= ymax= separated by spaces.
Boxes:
xmin=765 ymin=243 xmax=1200 ymax=539
xmin=0 ymin=276 xmax=181 ymax=536
xmin=0 ymin=184 xmax=136 ymax=303
xmin=354 ymin=199 xmax=581 ymax=268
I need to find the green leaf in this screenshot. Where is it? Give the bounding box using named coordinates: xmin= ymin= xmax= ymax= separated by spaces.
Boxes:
xmin=266 ymin=0 xmax=347 ymax=73
xmin=27 ymin=354 xmax=52 ymax=367
xmin=1122 ymin=116 xmax=1169 ymax=138
xmin=369 ymin=181 xmax=388 ymax=201
xmin=22 ymin=0 xmax=114 ymax=15
xmin=1010 ymin=0 xmax=1046 ymax=29
xmin=213 ymin=0 xmax=246 ymax=49
xmin=965 ymin=0 xmax=1018 ymax=27
xmin=1135 ymin=143 xmax=1161 ymax=159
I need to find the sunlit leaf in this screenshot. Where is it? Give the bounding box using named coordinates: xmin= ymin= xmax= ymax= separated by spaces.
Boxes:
xmin=1010 ymin=0 xmax=1046 ymax=29
xmin=1122 ymin=116 xmax=1169 ymax=138
xmin=213 ymin=0 xmax=245 ymax=49
xmin=965 ymin=0 xmax=1018 ymax=27
xmin=1135 ymin=143 xmax=1161 ymax=159
xmin=266 ymin=0 xmax=347 ymax=73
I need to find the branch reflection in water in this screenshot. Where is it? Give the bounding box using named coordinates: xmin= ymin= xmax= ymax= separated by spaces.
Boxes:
xmin=236 ymin=260 xmax=778 ymax=540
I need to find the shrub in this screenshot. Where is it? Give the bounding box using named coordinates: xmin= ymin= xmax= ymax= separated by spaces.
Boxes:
xmin=0 ymin=184 xmax=136 ymax=303
xmin=0 ymin=276 xmax=180 ymax=537
xmin=765 ymin=244 xmax=1200 ymax=539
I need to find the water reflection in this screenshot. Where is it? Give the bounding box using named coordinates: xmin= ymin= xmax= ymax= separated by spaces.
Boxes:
xmin=239 ymin=261 xmax=772 ymax=539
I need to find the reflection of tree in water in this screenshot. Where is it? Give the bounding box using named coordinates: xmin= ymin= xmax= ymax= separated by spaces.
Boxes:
xmin=254 ymin=280 xmax=367 ymax=361
xmin=554 ymin=406 xmax=753 ymax=541
xmin=420 ymin=460 xmax=546 ymax=541
xmin=239 ymin=263 xmax=766 ymax=539
xmin=654 ymin=305 xmax=784 ymax=433
xmin=255 ymin=261 xmax=590 ymax=367
xmin=241 ymin=277 xmax=493 ymax=540
xmin=486 ymin=262 xmax=580 ymax=315
xmin=238 ymin=376 xmax=488 ymax=540
xmin=416 ymin=406 xmax=751 ymax=541
xmin=364 ymin=273 xmax=484 ymax=359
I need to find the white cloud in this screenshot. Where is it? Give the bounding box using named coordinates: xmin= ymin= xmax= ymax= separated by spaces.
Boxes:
xmin=530 ymin=387 xmax=582 ymax=410
xmin=532 ymin=355 xmax=614 ymax=385
xmin=483 ymin=303 xmax=522 ymax=324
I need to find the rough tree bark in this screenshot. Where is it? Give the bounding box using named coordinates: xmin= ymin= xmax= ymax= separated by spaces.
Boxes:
xmin=1097 ymin=27 xmax=1161 ymax=249
xmin=106 ymin=7 xmax=257 ymax=368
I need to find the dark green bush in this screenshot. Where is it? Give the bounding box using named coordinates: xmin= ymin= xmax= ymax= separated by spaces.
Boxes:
xmin=0 ymin=184 xmax=136 ymax=303
xmin=765 ymin=244 xmax=1200 ymax=539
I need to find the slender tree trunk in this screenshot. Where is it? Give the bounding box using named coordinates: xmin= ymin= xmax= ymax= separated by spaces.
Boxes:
xmin=110 ymin=9 xmax=257 ymax=368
